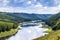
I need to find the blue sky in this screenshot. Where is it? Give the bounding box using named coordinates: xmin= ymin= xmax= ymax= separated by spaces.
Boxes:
xmin=0 ymin=0 xmax=60 ymax=14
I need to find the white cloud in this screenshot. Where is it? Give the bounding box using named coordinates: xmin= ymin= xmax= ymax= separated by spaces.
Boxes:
xmin=54 ymin=0 xmax=60 ymax=4
xmin=3 ymin=0 xmax=9 ymax=6
xmin=0 ymin=5 xmax=60 ymax=14
xmin=35 ymin=3 xmax=42 ymax=8
xmin=0 ymin=7 xmax=30 ymax=13
xmin=0 ymin=0 xmax=60 ymax=14
xmin=27 ymin=1 xmax=32 ymax=4
xmin=35 ymin=5 xmax=60 ymax=14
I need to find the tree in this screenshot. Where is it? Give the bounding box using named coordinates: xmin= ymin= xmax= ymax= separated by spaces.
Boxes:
xmin=6 ymin=26 xmax=10 ymax=31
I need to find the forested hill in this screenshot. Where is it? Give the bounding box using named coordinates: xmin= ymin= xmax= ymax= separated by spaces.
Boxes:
xmin=45 ymin=12 xmax=60 ymax=30
xmin=0 ymin=12 xmax=52 ymax=23
xmin=34 ymin=12 xmax=60 ymax=40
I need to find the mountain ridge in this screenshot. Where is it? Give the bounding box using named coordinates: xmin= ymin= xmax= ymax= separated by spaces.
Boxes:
xmin=0 ymin=12 xmax=52 ymax=23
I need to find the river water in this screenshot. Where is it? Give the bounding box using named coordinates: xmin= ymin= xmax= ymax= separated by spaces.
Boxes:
xmin=6 ymin=22 xmax=48 ymax=40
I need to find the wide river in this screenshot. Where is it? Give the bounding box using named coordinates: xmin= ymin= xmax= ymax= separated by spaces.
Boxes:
xmin=6 ymin=22 xmax=48 ymax=40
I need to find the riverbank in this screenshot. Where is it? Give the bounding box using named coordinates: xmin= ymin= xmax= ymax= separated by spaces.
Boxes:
xmin=41 ymin=25 xmax=53 ymax=33
xmin=0 ymin=28 xmax=19 ymax=38
xmin=33 ymin=25 xmax=56 ymax=40
xmin=34 ymin=30 xmax=60 ymax=40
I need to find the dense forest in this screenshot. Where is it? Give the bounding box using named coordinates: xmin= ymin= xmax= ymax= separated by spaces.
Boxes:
xmin=34 ymin=12 xmax=60 ymax=40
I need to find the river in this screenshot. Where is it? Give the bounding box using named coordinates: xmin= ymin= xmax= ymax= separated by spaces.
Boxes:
xmin=6 ymin=22 xmax=48 ymax=40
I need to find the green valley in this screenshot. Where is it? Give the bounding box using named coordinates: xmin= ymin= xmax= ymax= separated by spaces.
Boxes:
xmin=0 ymin=12 xmax=52 ymax=39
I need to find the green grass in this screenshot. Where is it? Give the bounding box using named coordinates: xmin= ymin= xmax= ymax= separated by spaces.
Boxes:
xmin=34 ymin=30 xmax=60 ymax=40
xmin=0 ymin=28 xmax=19 ymax=38
xmin=41 ymin=25 xmax=53 ymax=33
xmin=45 ymin=28 xmax=53 ymax=33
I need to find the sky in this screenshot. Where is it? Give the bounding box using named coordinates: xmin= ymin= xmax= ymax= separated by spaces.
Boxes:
xmin=0 ymin=0 xmax=60 ymax=14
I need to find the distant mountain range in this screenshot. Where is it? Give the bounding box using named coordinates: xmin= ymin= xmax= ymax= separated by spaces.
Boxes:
xmin=0 ymin=12 xmax=52 ymax=23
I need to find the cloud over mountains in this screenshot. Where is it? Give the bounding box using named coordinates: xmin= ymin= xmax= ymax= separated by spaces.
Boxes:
xmin=0 ymin=0 xmax=60 ymax=14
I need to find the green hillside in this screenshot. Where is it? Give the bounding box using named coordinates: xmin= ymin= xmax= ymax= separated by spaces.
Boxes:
xmin=0 ymin=12 xmax=52 ymax=23
xmin=34 ymin=30 xmax=60 ymax=40
xmin=34 ymin=12 xmax=60 ymax=40
xmin=46 ymin=12 xmax=60 ymax=30
xmin=0 ymin=12 xmax=19 ymax=38
xmin=46 ymin=12 xmax=60 ymax=26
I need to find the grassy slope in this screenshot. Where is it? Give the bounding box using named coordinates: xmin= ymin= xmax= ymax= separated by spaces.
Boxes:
xmin=0 ymin=28 xmax=19 ymax=38
xmin=0 ymin=12 xmax=19 ymax=38
xmin=34 ymin=30 xmax=60 ymax=40
xmin=34 ymin=12 xmax=60 ymax=40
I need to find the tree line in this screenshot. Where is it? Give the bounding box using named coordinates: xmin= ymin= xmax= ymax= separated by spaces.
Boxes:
xmin=0 ymin=22 xmax=18 ymax=32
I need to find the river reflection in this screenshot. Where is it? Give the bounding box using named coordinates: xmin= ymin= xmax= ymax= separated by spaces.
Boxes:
xmin=6 ymin=22 xmax=48 ymax=40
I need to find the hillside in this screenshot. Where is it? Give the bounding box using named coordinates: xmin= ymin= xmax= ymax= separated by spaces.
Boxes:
xmin=46 ymin=12 xmax=60 ymax=26
xmin=34 ymin=12 xmax=60 ymax=40
xmin=0 ymin=12 xmax=52 ymax=23
xmin=34 ymin=30 xmax=60 ymax=40
xmin=45 ymin=12 xmax=60 ymax=30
